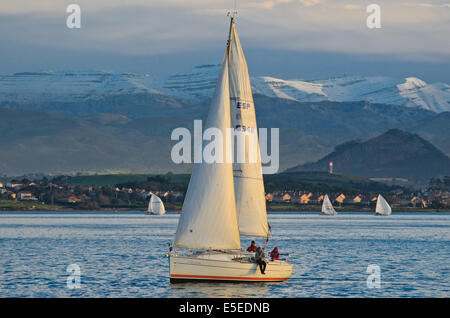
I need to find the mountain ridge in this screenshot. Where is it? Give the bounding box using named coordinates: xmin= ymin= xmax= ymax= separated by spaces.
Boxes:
xmin=286 ymin=129 xmax=450 ymax=183
xmin=1 ymin=66 xmax=450 ymax=181
xmin=1 ymin=66 xmax=449 ymax=113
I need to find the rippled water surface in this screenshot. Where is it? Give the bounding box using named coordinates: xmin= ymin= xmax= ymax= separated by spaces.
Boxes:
xmin=0 ymin=212 xmax=449 ymax=297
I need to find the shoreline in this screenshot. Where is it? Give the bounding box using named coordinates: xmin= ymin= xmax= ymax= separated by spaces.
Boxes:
xmin=1 ymin=207 xmax=449 ymax=213
xmin=1 ymin=200 xmax=449 ymax=213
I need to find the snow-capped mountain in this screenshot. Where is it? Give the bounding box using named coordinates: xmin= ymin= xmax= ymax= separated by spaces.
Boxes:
xmin=161 ymin=64 xmax=450 ymax=113
xmin=0 ymin=71 xmax=160 ymax=104
xmin=253 ymin=75 xmax=450 ymax=113
xmin=161 ymin=64 xmax=219 ymax=101
xmin=0 ymin=66 xmax=449 ymax=113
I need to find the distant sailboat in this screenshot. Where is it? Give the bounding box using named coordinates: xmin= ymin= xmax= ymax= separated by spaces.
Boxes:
xmin=321 ymin=194 xmax=337 ymax=215
xmin=375 ymin=194 xmax=391 ymax=216
xmin=167 ymin=17 xmax=292 ymax=283
xmin=147 ymin=194 xmax=166 ymax=215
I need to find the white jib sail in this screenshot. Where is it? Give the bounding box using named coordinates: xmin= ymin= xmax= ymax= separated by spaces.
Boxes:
xmin=173 ymin=55 xmax=241 ymax=250
xmin=228 ymin=19 xmax=269 ymax=237
xmin=148 ymin=194 xmax=165 ymax=215
xmin=375 ymin=194 xmax=392 ymax=216
xmin=321 ymin=194 xmax=337 ymax=215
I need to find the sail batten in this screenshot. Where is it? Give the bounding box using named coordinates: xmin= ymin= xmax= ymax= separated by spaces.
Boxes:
xmin=228 ymin=19 xmax=269 ymax=237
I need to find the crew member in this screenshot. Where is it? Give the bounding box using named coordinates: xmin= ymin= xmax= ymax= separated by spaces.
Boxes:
xmin=270 ymin=247 xmax=280 ymax=260
xmin=247 ymin=241 xmax=257 ymax=252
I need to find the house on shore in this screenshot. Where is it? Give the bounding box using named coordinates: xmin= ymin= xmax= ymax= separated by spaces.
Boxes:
xmin=335 ymin=194 xmax=346 ymax=204
xmin=18 ymin=191 xmax=37 ymax=201
xmin=7 ymin=182 xmax=22 ymax=189
xmin=59 ymin=196 xmax=82 ymax=203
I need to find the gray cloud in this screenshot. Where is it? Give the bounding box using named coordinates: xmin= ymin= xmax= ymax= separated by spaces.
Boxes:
xmin=0 ymin=0 xmax=448 ymax=81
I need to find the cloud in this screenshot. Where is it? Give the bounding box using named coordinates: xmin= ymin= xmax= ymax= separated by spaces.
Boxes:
xmin=344 ymin=4 xmax=360 ymax=10
xmin=401 ymin=2 xmax=450 ymax=8
xmin=299 ymin=0 xmax=322 ymax=7
xmin=0 ymin=0 xmax=448 ymax=64
xmin=245 ymin=1 xmax=277 ymax=10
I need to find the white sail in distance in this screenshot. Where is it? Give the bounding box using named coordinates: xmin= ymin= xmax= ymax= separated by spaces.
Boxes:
xmin=375 ymin=194 xmax=392 ymax=216
xmin=148 ymin=194 xmax=166 ymax=215
xmin=228 ymin=18 xmax=269 ymax=237
xmin=321 ymin=194 xmax=337 ymax=215
xmin=173 ymin=55 xmax=241 ymax=250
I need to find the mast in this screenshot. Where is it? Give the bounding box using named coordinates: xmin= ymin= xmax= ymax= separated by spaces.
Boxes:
xmin=227 ymin=16 xmax=234 ymax=58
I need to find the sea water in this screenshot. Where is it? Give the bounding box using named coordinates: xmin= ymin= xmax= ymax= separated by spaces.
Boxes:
xmin=0 ymin=212 xmax=449 ymax=298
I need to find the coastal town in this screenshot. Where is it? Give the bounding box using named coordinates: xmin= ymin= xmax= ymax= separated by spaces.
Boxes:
xmin=1 ymin=175 xmax=449 ymax=211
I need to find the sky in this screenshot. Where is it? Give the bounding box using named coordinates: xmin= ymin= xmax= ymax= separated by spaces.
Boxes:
xmin=1 ymin=0 xmax=449 ymax=82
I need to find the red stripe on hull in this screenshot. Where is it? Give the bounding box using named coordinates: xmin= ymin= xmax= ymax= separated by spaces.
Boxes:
xmin=170 ymin=274 xmax=288 ymax=282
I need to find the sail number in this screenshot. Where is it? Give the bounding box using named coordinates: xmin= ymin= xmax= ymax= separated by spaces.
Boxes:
xmin=236 ymin=101 xmax=251 ymax=109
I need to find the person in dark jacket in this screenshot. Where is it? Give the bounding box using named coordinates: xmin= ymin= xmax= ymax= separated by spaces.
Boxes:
xmin=255 ymin=247 xmax=266 ymax=274
xmin=270 ymin=247 xmax=280 ymax=260
xmin=246 ymin=241 xmax=257 ymax=252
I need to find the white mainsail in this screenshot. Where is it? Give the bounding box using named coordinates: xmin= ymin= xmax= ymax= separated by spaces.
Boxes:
xmin=375 ymin=194 xmax=392 ymax=216
xmin=228 ymin=19 xmax=269 ymax=237
xmin=147 ymin=194 xmax=166 ymax=215
xmin=321 ymin=194 xmax=337 ymax=215
xmin=173 ymin=54 xmax=241 ymax=250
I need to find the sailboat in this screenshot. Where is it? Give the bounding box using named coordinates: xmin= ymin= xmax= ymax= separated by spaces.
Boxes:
xmin=375 ymin=194 xmax=392 ymax=216
xmin=321 ymin=194 xmax=337 ymax=215
xmin=147 ymin=194 xmax=166 ymax=215
xmin=167 ymin=17 xmax=293 ymax=283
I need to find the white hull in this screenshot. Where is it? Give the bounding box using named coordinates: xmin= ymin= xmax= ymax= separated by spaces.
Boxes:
xmin=168 ymin=251 xmax=293 ymax=283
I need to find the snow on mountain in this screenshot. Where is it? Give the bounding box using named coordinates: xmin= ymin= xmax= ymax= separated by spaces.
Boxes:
xmin=251 ymin=75 xmax=450 ymax=113
xmin=0 ymin=71 xmax=161 ymax=104
xmin=0 ymin=66 xmax=449 ymax=113
xmin=160 ymin=64 xmax=219 ymax=101
xmin=160 ymin=65 xmax=450 ymax=113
